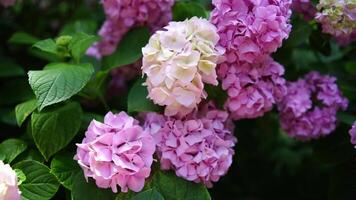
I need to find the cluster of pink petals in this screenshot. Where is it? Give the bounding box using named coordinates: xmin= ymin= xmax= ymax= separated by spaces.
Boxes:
xmin=0 ymin=0 xmax=15 ymax=7
xmin=142 ymin=103 xmax=237 ymax=187
xmin=87 ymin=0 xmax=174 ymax=59
xmin=210 ymin=0 xmax=292 ymax=63
xmin=218 ymin=57 xmax=287 ymax=120
xmin=315 ymin=0 xmax=356 ymax=45
xmin=292 ymin=0 xmax=317 ymax=20
xmin=75 ymin=112 xmax=155 ymax=193
xmin=0 ymin=160 xmax=20 ymax=200
xmin=142 ymin=17 xmax=224 ymax=117
xmin=349 ymin=122 xmax=356 ymax=145
xmin=278 ymin=71 xmax=348 ymax=140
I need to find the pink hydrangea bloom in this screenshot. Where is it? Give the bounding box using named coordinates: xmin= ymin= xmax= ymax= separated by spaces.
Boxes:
xmin=0 ymin=160 xmax=20 ymax=200
xmin=349 ymin=122 xmax=356 ymax=145
xmin=278 ymin=71 xmax=348 ymax=141
xmin=315 ymin=0 xmax=356 ymax=45
xmin=87 ymin=0 xmax=174 ymax=59
xmin=218 ymin=57 xmax=287 ymax=120
xmin=75 ymin=112 xmax=156 ymax=193
xmin=0 ymin=0 xmax=16 ymax=7
xmin=142 ymin=17 xmax=224 ymax=117
xmin=292 ymin=0 xmax=317 ymax=20
xmin=211 ymin=0 xmax=292 ymax=63
xmin=142 ymin=103 xmax=237 ymax=187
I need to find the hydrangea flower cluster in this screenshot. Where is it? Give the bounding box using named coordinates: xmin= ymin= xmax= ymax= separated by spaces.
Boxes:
xmin=75 ymin=112 xmax=155 ymax=193
xmin=218 ymin=57 xmax=287 ymax=120
xmin=87 ymin=0 xmax=174 ymax=59
xmin=278 ymin=71 xmax=348 ymax=140
xmin=0 ymin=160 xmax=20 ymax=200
xmin=142 ymin=17 xmax=224 ymax=117
xmin=0 ymin=0 xmax=15 ymax=7
xmin=142 ymin=103 xmax=237 ymax=187
xmin=210 ymin=0 xmax=291 ymax=120
xmin=292 ymin=0 xmax=317 ymax=20
xmin=349 ymin=122 xmax=356 ymax=145
xmin=315 ymin=0 xmax=356 ymax=45
xmin=210 ymin=0 xmax=292 ymax=63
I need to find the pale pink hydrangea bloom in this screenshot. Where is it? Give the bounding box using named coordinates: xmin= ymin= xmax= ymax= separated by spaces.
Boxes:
xmin=75 ymin=112 xmax=155 ymax=193
xmin=349 ymin=122 xmax=356 ymax=145
xmin=0 ymin=0 xmax=15 ymax=7
xmin=315 ymin=0 xmax=356 ymax=45
xmin=218 ymin=57 xmax=287 ymax=120
xmin=0 ymin=161 xmax=20 ymax=200
xmin=142 ymin=103 xmax=237 ymax=187
xmin=142 ymin=17 xmax=224 ymax=117
xmin=87 ymin=0 xmax=174 ymax=59
xmin=278 ymin=71 xmax=348 ymax=140
xmin=211 ymin=0 xmax=292 ymax=63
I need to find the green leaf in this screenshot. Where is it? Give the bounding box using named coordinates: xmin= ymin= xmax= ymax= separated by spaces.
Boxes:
xmin=173 ymin=2 xmax=208 ymax=21
xmin=32 ymin=39 xmax=58 ymax=56
xmin=152 ymin=171 xmax=211 ymax=200
xmin=345 ymin=61 xmax=356 ymax=75
xmin=127 ymin=78 xmax=161 ymax=113
xmin=60 ymin=20 xmax=97 ymax=36
xmin=50 ymin=152 xmax=81 ymax=190
xmin=28 ymin=62 xmax=94 ymax=110
xmin=80 ymin=70 xmax=109 ymax=100
xmin=0 ymin=61 xmax=25 ymax=78
xmin=14 ymin=160 xmax=59 ymax=200
xmin=337 ymin=112 xmax=356 ymax=125
xmin=8 ymin=32 xmax=40 ymax=45
xmin=0 ymin=108 xmax=17 ymax=126
xmin=103 ymin=27 xmax=150 ymax=70
xmin=130 ymin=189 xmax=164 ymax=200
xmin=13 ymin=149 xmax=44 ymax=164
xmin=284 ymin=18 xmax=312 ymax=48
xmin=14 ymin=169 xmax=27 ymax=185
xmin=31 ymin=102 xmax=83 ymax=160
xmin=15 ymin=99 xmax=38 ymax=126
xmin=292 ymin=48 xmax=318 ymax=70
xmin=0 ymin=139 xmax=27 ymax=163
xmin=71 ymin=172 xmax=115 ymax=200
xmin=69 ymin=32 xmax=99 ymax=62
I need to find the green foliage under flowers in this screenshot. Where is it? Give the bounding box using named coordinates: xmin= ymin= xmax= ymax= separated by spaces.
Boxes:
xmin=0 ymin=0 xmax=356 ymax=200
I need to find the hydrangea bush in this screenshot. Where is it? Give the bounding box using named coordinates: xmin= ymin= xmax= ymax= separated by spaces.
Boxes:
xmin=0 ymin=0 xmax=356 ymax=199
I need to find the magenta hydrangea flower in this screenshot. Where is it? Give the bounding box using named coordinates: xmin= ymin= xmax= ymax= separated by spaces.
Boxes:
xmin=292 ymin=0 xmax=317 ymax=20
xmin=87 ymin=0 xmax=174 ymax=59
xmin=75 ymin=112 xmax=156 ymax=193
xmin=210 ymin=0 xmax=292 ymax=63
xmin=0 ymin=0 xmax=16 ymax=7
xmin=278 ymin=71 xmax=348 ymax=141
xmin=142 ymin=103 xmax=237 ymax=187
xmin=315 ymin=0 xmax=356 ymax=45
xmin=218 ymin=57 xmax=287 ymax=120
xmin=349 ymin=122 xmax=356 ymax=145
